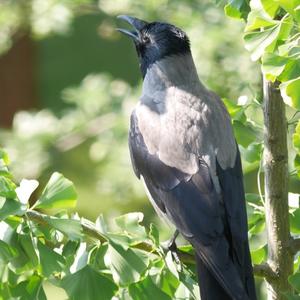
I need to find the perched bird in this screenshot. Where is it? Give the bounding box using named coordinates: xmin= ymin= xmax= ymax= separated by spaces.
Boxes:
xmin=117 ymin=15 xmax=257 ymax=300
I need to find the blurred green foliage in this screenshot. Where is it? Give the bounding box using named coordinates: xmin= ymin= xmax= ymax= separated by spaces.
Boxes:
xmin=1 ymin=0 xmax=300 ymax=299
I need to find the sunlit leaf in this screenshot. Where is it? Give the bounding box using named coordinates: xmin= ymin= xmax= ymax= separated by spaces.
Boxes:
xmin=34 ymin=172 xmax=77 ymax=209
xmin=295 ymin=155 xmax=300 ymax=178
xmin=249 ymin=219 xmax=266 ymax=235
xmin=246 ymin=0 xmax=278 ymax=31
xmin=261 ymin=53 xmax=288 ymax=81
xmin=89 ymin=244 xmax=108 ymax=271
xmin=105 ymin=240 xmax=148 ymax=285
xmin=290 ymin=208 xmax=300 ymax=234
xmin=222 ymin=98 xmax=246 ymax=122
xmin=251 ymin=244 xmax=267 ymax=264
xmin=261 ymin=0 xmax=280 ymax=17
xmin=15 ymin=179 xmax=39 ymax=205
xmin=128 ymin=275 xmax=172 ymax=300
xmin=70 ymin=242 xmax=88 ymax=273
xmin=276 ymin=0 xmax=300 ymax=23
xmin=0 ymin=177 xmax=16 ymax=199
xmin=0 ymin=149 xmax=9 ymax=177
xmin=0 ymin=199 xmax=24 ymax=221
xmin=293 ymin=121 xmax=300 ymax=152
xmin=280 ymin=77 xmax=300 ymax=110
xmin=43 ymin=216 xmax=83 ymax=240
xmin=244 ymin=24 xmax=281 ymax=61
xmin=155 ymin=268 xmax=180 ymax=297
xmin=0 ymin=240 xmax=18 ymax=263
xmin=114 ymin=212 xmax=147 ymax=244
xmin=61 ymin=265 xmax=117 ymax=300
xmin=149 ymin=223 xmax=160 ymax=248
xmin=224 ymin=0 xmax=250 ymax=19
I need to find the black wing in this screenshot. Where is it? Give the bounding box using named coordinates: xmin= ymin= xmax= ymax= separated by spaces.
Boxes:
xmin=129 ymin=111 xmax=256 ymax=300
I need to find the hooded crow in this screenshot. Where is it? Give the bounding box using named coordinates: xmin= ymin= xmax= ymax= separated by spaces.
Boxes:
xmin=117 ymin=16 xmax=257 ymax=300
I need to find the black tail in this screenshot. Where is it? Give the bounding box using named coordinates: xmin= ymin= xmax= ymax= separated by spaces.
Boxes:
xmin=196 ymin=254 xmax=232 ymax=300
xmin=195 ymin=246 xmax=257 ymax=300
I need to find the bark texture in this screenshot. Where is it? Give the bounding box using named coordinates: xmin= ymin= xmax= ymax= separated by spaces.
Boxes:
xmin=263 ymin=78 xmax=293 ymax=299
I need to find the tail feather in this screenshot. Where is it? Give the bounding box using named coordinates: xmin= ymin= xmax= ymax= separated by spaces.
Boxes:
xmin=196 ymin=254 xmax=231 ymax=300
xmin=194 ymin=240 xmax=257 ymax=300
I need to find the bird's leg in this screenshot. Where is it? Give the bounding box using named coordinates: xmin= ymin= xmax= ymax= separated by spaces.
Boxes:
xmin=168 ymin=229 xmax=180 ymax=264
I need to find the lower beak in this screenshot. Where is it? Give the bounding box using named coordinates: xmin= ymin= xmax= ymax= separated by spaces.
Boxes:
xmin=116 ymin=15 xmax=148 ymax=41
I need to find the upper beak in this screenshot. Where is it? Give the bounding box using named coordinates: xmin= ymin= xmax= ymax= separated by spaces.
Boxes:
xmin=116 ymin=15 xmax=148 ymax=41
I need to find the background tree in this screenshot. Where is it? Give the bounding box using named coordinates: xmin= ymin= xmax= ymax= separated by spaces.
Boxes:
xmin=0 ymin=0 xmax=300 ymax=299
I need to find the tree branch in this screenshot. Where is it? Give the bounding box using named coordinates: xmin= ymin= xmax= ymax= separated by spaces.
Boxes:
xmin=253 ymin=263 xmax=278 ymax=281
xmin=26 ymin=209 xmax=195 ymax=263
xmin=26 ymin=209 xmax=279 ymax=278
xmin=263 ymin=78 xmax=293 ymax=298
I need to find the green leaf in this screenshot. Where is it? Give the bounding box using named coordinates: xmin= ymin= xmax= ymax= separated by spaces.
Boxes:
xmin=276 ymin=0 xmax=300 ymax=23
xmin=251 ymin=244 xmax=267 ymax=264
xmin=261 ymin=0 xmax=280 ymax=17
xmin=61 ymin=265 xmax=117 ymax=300
xmin=114 ymin=212 xmax=147 ymax=244
xmin=222 ymin=98 xmax=246 ymax=122
xmin=43 ymin=216 xmax=83 ymax=240
xmin=18 ymin=234 xmax=39 ymax=268
xmin=11 ymin=275 xmax=46 ymax=300
xmin=246 ymin=193 xmax=264 ymax=207
xmin=149 ymin=223 xmax=160 ymax=248
xmin=129 ymin=275 xmax=172 ymax=300
xmin=241 ymin=142 xmax=262 ymax=163
xmin=289 ymin=272 xmax=300 ymax=293
xmin=246 ymin=0 xmax=278 ymax=31
xmin=89 ymin=244 xmax=108 ymax=271
xmin=0 ymin=177 xmax=16 ymax=198
xmin=261 ymin=53 xmax=288 ymax=81
xmin=249 ymin=218 xmax=265 ymax=234
xmin=279 ymin=59 xmax=300 ymax=82
xmin=293 ymin=120 xmax=300 ymax=152
xmin=0 ymin=149 xmax=9 ymax=165
xmin=295 ymin=155 xmax=300 ymax=178
xmin=37 ymin=241 xmax=65 ymax=277
xmin=15 ymin=179 xmax=39 ymax=205
xmin=0 ymin=199 xmax=24 ymax=221
xmin=244 ymin=23 xmax=281 ymax=61
xmin=233 ymin=120 xmax=258 ymax=147
xmin=105 ymin=240 xmax=148 ymax=285
xmin=224 ymin=0 xmax=250 ymax=19
xmin=0 ymin=149 xmax=10 ymax=177
xmin=155 ymin=268 xmax=180 ymax=298
xmin=280 ymin=77 xmax=300 ymax=110
xmin=70 ymin=242 xmax=88 ymax=273
xmin=290 ymin=208 xmax=300 ymax=234
xmin=34 ymin=172 xmax=77 ymax=209
xmin=0 ymin=240 xmax=18 ymax=264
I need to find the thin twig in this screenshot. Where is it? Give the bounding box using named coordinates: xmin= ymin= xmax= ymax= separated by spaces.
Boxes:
xmin=26 ymin=210 xmax=271 ymax=276
xmin=253 ymin=263 xmax=278 ymax=280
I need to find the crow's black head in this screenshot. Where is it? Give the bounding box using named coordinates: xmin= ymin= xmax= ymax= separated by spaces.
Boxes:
xmin=117 ymin=16 xmax=190 ymax=77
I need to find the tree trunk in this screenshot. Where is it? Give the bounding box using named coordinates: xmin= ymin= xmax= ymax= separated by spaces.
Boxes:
xmin=263 ymin=77 xmax=293 ymax=299
xmin=0 ymin=32 xmax=37 ymax=128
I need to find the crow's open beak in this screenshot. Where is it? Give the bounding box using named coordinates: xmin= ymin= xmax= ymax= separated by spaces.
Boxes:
xmin=116 ymin=15 xmax=148 ymax=41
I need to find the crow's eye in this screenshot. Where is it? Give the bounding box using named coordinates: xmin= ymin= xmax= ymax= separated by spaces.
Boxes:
xmin=142 ymin=35 xmax=150 ymax=44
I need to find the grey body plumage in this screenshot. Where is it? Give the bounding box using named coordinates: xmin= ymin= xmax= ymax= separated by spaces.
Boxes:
xmin=118 ymin=16 xmax=257 ymax=300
